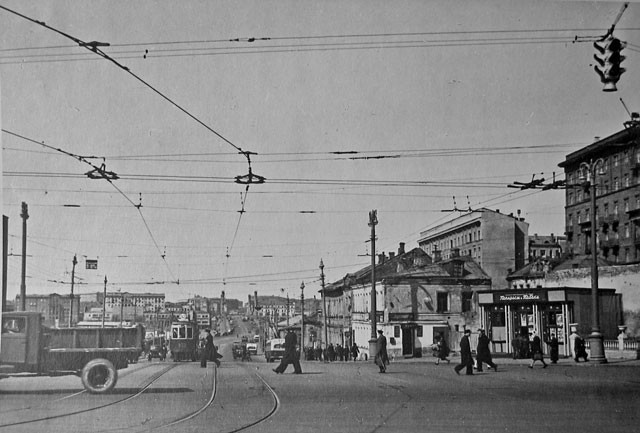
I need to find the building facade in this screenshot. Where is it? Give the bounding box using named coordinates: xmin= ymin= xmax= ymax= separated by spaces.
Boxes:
xmin=14 ymin=293 xmax=80 ymax=327
xmin=559 ymin=121 xmax=640 ymax=263
xmin=323 ymin=245 xmax=491 ymax=359
xmin=529 ymin=233 xmax=566 ymax=262
xmin=418 ymin=208 xmax=529 ymax=289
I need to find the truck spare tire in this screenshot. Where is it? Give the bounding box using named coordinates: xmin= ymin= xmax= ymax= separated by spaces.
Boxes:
xmin=81 ymin=358 xmax=118 ymax=393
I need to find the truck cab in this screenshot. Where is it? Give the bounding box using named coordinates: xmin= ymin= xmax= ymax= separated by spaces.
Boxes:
xmin=1 ymin=312 xmax=43 ymax=370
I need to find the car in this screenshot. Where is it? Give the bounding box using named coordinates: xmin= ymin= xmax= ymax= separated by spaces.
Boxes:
xmin=246 ymin=342 xmax=258 ymax=355
xmin=232 ymin=341 xmax=243 ymax=360
xmin=264 ymin=338 xmax=285 ymax=363
xmin=147 ymin=338 xmax=167 ymax=361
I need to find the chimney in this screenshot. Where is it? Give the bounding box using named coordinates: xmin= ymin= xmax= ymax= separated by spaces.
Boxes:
xmin=398 ymin=242 xmax=406 ymax=255
xmin=451 ymin=247 xmax=460 ymax=258
xmin=389 ymin=252 xmax=395 ymax=259
xmin=378 ymin=253 xmax=386 ymax=265
xmin=496 ymin=209 xmax=500 ymax=214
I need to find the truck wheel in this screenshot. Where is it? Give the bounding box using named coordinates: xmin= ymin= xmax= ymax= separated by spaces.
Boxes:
xmin=81 ymin=358 xmax=118 ymax=394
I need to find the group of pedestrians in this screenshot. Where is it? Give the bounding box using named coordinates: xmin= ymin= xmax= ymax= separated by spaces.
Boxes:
xmin=453 ymin=329 xmax=498 ymax=375
xmin=305 ymin=342 xmax=361 ymax=362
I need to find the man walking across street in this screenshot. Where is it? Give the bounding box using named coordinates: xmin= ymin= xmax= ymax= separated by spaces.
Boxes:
xmin=375 ymin=329 xmax=389 ymax=373
xmin=476 ymin=329 xmax=497 ymax=372
xmin=454 ymin=329 xmax=474 ymax=375
xmin=273 ymin=329 xmax=302 ymax=374
xmin=201 ymin=329 xmax=214 ymax=368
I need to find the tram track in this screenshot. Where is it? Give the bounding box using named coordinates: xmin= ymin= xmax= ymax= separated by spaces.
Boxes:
xmin=0 ymin=363 xmax=177 ymax=429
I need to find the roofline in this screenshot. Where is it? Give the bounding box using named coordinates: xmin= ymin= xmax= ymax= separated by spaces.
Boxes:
xmin=558 ymin=123 xmax=640 ymax=169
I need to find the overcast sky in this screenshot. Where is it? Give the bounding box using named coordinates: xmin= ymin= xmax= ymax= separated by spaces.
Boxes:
xmin=2 ymin=0 xmax=639 ymax=303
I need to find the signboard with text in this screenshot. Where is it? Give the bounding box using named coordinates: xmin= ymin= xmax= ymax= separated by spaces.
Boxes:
xmin=493 ymin=291 xmax=547 ymax=304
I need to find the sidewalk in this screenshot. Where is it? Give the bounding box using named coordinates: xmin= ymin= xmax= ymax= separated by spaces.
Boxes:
xmin=388 ymin=350 xmax=640 ymax=367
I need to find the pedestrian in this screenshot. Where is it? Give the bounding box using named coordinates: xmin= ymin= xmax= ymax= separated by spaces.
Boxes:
xmin=529 ymin=334 xmax=547 ymax=368
xmin=574 ymin=334 xmax=589 ymax=362
xmin=273 ymin=329 xmax=302 ymax=374
xmin=336 ymin=344 xmax=344 ymax=361
xmin=476 ymin=329 xmax=497 ymax=372
xmin=454 ymin=329 xmax=474 ymax=375
xmin=434 ymin=333 xmax=450 ymax=365
xmin=511 ymin=335 xmax=521 ymax=359
xmin=375 ymin=329 xmax=389 ymax=373
xmin=201 ymin=329 xmax=214 ymax=368
xmin=351 ymin=343 xmax=359 ymax=362
xmin=545 ymin=333 xmax=559 ymax=363
xmin=327 ymin=343 xmax=335 ymax=362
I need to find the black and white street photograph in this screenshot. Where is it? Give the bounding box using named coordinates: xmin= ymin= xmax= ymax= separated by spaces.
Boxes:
xmin=2 ymin=1 xmax=640 ymax=432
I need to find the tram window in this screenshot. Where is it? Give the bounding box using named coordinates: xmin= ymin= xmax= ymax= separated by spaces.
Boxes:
xmin=179 ymin=326 xmax=186 ymax=338
xmin=186 ymin=327 xmax=193 ymax=339
xmin=172 ymin=328 xmax=179 ymax=339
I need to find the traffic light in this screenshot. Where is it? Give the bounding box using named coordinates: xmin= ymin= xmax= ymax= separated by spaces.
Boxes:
xmin=593 ymin=35 xmax=626 ymax=92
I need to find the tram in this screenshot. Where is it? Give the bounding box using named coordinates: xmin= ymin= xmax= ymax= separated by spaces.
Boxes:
xmin=169 ymin=315 xmax=199 ymax=362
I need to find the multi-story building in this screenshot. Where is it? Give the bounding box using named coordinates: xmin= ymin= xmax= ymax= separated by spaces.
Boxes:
xmin=559 ymin=120 xmax=640 ymax=264
xmin=14 ymin=293 xmax=80 ymax=327
xmin=104 ymin=291 xmax=165 ymax=321
xmin=323 ymin=244 xmax=491 ymax=358
xmin=418 ymin=208 xmax=529 ymax=289
xmin=528 ymin=233 xmax=566 ymax=262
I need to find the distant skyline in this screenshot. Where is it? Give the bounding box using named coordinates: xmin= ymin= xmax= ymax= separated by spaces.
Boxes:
xmin=2 ymin=1 xmax=639 ymax=302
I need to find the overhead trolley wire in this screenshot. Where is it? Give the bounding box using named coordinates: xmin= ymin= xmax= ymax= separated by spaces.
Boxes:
xmin=2 ymin=128 xmax=179 ymax=283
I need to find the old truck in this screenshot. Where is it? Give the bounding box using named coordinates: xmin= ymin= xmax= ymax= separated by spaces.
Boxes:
xmin=0 ymin=311 xmax=144 ymax=393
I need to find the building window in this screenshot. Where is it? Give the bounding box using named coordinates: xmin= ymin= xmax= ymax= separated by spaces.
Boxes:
xmin=436 ymin=292 xmax=448 ymax=313
xmin=462 ymin=292 xmax=473 ymax=312
xmin=614 ymin=202 xmax=619 ymax=216
xmin=416 ymin=326 xmax=423 ymax=337
xmin=625 ymin=223 xmax=630 ymax=238
xmin=625 ymin=198 xmax=629 ymax=213
xmin=625 ymin=174 xmax=630 ymax=188
xmin=394 ymin=326 xmax=401 ymax=338
xmin=614 ymin=154 xmax=619 ymax=167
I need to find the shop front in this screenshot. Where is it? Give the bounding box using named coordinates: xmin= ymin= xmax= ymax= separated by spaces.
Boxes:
xmin=477 ymin=287 xmax=621 ymax=357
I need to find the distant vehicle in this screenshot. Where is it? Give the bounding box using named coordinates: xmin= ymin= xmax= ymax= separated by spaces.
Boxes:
xmin=264 ymin=338 xmax=285 ymax=363
xmin=1 ymin=312 xmax=144 ymax=393
xmin=169 ymin=319 xmax=198 ymax=362
xmin=246 ymin=342 xmax=258 ymax=355
xmin=253 ymin=335 xmax=260 ymax=343
xmin=147 ymin=337 xmax=166 ymax=361
xmin=231 ymin=341 xmax=243 ymax=360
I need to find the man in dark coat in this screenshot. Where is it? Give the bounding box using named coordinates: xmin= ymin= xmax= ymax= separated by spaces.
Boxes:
xmin=201 ymin=329 xmax=214 ymax=368
xmin=375 ymin=330 xmax=389 ymax=373
xmin=273 ymin=329 xmax=302 ymax=374
xmin=476 ymin=329 xmax=497 ymax=372
xmin=454 ymin=329 xmax=474 ymax=375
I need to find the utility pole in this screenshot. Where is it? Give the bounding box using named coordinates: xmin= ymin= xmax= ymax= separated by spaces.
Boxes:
xmin=368 ymin=210 xmax=378 ymax=361
xmin=102 ymin=275 xmax=107 ymax=328
xmin=20 ymin=202 xmax=28 ymax=311
xmin=320 ymin=259 xmax=328 ymax=360
xmin=3 ymin=215 xmax=8 ymax=313
xmin=369 ymin=210 xmax=378 ymax=339
xmin=300 ymin=281 xmax=305 ymax=352
xmin=69 ymin=255 xmax=77 ymax=327
xmin=120 ymin=290 xmax=124 ymax=327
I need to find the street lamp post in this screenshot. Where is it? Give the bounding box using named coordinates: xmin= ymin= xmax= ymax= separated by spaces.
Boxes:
xmin=320 ymin=259 xmax=328 ymax=359
xmin=579 ymin=158 xmax=607 ymax=363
